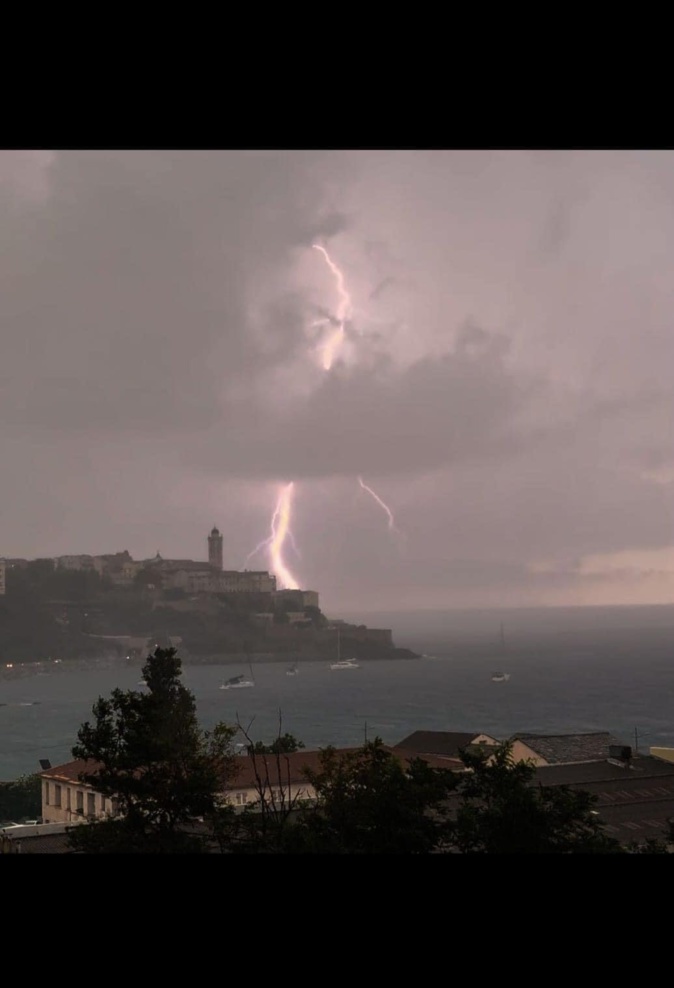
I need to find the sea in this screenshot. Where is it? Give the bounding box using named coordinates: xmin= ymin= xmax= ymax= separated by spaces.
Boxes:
xmin=2 ymin=605 xmax=674 ymax=779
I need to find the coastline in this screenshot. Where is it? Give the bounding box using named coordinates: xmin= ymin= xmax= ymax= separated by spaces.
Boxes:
xmin=0 ymin=647 xmax=420 ymax=680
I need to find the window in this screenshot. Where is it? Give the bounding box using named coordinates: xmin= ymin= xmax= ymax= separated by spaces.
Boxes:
xmin=235 ymin=792 xmax=248 ymax=805
xmin=100 ymin=795 xmax=106 ymax=813
xmin=111 ymin=798 xmax=119 ymax=816
xmin=54 ymin=785 xmax=62 ymax=808
xmin=44 ymin=782 xmax=50 ymax=805
xmin=76 ymin=791 xmax=84 ymax=813
xmin=66 ymin=788 xmax=71 ymax=811
xmin=87 ymin=793 xmax=96 ymax=817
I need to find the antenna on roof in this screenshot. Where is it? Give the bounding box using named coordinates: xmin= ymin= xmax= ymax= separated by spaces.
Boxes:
xmin=634 ymin=726 xmax=650 ymax=756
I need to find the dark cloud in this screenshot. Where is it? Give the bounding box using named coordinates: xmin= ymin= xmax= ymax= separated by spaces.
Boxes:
xmin=2 ymin=150 xmax=674 ymax=610
xmin=187 ymin=321 xmax=533 ymax=480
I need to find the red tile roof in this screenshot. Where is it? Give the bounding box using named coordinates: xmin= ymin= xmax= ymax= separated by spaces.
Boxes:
xmin=227 ymin=746 xmax=463 ymax=790
xmin=41 ymin=747 xmax=463 ymax=794
xmin=41 ymin=760 xmax=102 ymax=784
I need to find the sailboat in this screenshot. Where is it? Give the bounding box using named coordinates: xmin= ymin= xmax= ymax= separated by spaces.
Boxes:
xmin=491 ymin=622 xmax=510 ymax=682
xmin=330 ymin=628 xmax=359 ymax=670
xmin=286 ymin=662 xmax=299 ymax=676
xmin=220 ymin=653 xmax=255 ymax=690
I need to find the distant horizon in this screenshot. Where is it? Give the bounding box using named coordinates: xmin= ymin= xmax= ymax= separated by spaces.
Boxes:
xmin=343 ymin=601 xmax=674 ymax=615
xmin=5 ymin=552 xmax=674 ymax=614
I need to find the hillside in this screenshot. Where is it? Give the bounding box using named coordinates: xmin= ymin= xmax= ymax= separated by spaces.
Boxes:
xmin=0 ymin=560 xmax=417 ymax=666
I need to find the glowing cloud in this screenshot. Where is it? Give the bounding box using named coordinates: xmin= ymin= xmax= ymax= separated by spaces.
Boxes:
xmin=312 ymin=244 xmax=352 ymax=370
xmin=358 ymin=476 xmax=397 ymax=532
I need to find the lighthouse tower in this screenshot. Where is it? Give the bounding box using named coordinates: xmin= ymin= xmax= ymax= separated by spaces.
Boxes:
xmin=208 ymin=526 xmax=223 ymax=571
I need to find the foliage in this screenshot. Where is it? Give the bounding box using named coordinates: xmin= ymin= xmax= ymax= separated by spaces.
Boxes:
xmin=68 ymin=647 xmax=238 ymax=853
xmin=248 ymin=734 xmax=305 ymax=755
xmin=282 ymin=739 xmax=459 ymax=854
xmin=0 ymin=774 xmax=42 ymax=825
xmin=448 ymin=743 xmax=623 ymax=853
xmin=626 ymin=837 xmax=670 ymax=854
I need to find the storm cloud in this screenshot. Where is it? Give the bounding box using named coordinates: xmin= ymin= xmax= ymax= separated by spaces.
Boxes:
xmin=1 ymin=149 xmax=673 ymax=611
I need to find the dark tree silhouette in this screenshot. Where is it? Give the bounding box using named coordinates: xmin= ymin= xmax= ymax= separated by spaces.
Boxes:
xmin=69 ymin=647 xmax=238 ymax=853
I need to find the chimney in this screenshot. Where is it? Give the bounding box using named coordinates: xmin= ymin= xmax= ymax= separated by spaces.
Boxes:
xmin=608 ymin=744 xmax=632 ymax=766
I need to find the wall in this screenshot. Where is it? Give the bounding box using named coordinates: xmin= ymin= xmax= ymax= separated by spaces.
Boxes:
xmin=509 ymin=740 xmax=549 ymax=767
xmin=472 ymin=734 xmax=499 ymax=746
xmin=42 ymin=779 xmax=117 ymax=825
xmin=650 ymin=747 xmax=674 ymax=763
xmin=222 ymin=782 xmax=316 ymax=808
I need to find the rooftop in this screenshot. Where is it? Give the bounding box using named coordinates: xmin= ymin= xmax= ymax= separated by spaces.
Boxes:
xmin=229 ymin=746 xmax=463 ymax=789
xmin=394 ymin=731 xmax=498 ymax=759
xmin=512 ymin=732 xmax=625 ymax=765
xmin=532 ymin=755 xmax=674 ymax=845
xmin=42 ymin=759 xmax=101 ymax=784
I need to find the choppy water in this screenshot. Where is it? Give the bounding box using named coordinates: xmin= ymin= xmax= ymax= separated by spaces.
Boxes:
xmin=2 ymin=646 xmax=674 ymax=778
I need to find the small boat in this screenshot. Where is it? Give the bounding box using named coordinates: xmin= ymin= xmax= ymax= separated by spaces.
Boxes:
xmin=331 ymin=658 xmax=360 ymax=670
xmin=286 ymin=663 xmax=299 ymax=676
xmin=220 ymin=654 xmax=256 ymax=691
xmin=490 ymin=624 xmax=510 ymax=681
xmin=329 ymin=628 xmax=359 ymax=669
xmin=220 ymin=674 xmax=254 ymax=690
xmin=137 ymin=680 xmax=146 ymax=686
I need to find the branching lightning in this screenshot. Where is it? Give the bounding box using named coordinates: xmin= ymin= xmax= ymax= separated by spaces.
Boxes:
xmin=267 ymin=482 xmax=300 ymax=589
xmin=312 ymin=244 xmax=353 ymax=369
xmin=358 ymin=476 xmax=398 ymax=532
xmin=245 ymin=522 xmax=301 ymax=566
xmin=249 ymin=243 xmax=401 ymax=589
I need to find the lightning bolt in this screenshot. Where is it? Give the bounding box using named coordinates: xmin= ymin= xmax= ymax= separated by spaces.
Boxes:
xmin=245 ymin=504 xmax=301 ymax=568
xmin=358 ymin=476 xmax=398 ymax=532
xmin=268 ymin=482 xmax=300 ymax=589
xmin=312 ymin=244 xmax=352 ymax=370
xmin=248 ymin=245 xmax=399 ymax=588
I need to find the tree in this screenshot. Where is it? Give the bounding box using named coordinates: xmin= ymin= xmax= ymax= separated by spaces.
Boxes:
xmin=0 ymin=774 xmax=42 ymax=824
xmin=247 ymin=734 xmax=305 ymax=755
xmin=448 ymin=742 xmax=623 ymax=853
xmin=284 ymin=739 xmax=459 ymax=854
xmin=68 ymin=647 xmax=238 ymax=853
xmin=212 ymin=715 xmax=311 ymax=854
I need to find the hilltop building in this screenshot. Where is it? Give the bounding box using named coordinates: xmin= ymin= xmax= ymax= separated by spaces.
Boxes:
xmin=208 ymin=527 xmax=223 ymax=571
xmin=10 ymin=528 xmax=320 ymax=600
xmin=134 ymin=529 xmax=280 ymax=595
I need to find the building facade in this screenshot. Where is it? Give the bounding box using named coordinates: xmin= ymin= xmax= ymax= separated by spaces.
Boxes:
xmin=273 ymin=589 xmax=319 ymax=610
xmin=41 ymin=760 xmax=118 ymax=824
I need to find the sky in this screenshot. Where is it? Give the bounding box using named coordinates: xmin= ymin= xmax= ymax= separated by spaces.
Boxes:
xmin=1 ymin=149 xmax=673 ymax=613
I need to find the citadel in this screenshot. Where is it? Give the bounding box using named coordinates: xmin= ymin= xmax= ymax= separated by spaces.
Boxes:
xmin=0 ymin=528 xmax=319 ymax=610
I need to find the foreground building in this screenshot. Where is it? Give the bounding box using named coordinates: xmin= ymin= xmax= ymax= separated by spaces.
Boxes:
xmin=394 ymin=729 xmax=674 ymax=847
xmin=40 ymin=746 xmax=462 ymax=821
xmin=41 ymin=760 xmax=118 ymax=824
xmin=0 ymin=822 xmax=74 ymax=854
xmin=531 ymin=750 xmax=674 ymax=846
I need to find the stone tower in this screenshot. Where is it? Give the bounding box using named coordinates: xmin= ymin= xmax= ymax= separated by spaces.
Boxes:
xmin=208 ymin=526 xmax=223 ymax=570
